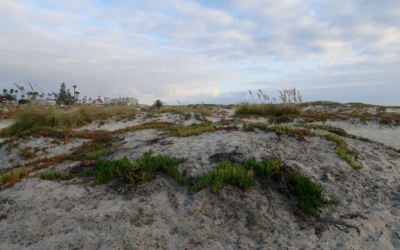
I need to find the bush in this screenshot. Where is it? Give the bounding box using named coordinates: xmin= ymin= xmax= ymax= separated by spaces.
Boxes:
xmin=18 ymin=99 xmax=30 ymax=104
xmin=154 ymin=99 xmax=164 ymax=110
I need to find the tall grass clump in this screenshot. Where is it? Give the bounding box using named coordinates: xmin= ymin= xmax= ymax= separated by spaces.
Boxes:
xmin=2 ymin=105 xmax=138 ymax=136
xmin=235 ymin=88 xmax=303 ymax=117
xmin=85 ymin=151 xmax=187 ymax=186
xmin=90 ymin=106 xmax=137 ymax=120
xmin=3 ymin=106 xmax=94 ymax=136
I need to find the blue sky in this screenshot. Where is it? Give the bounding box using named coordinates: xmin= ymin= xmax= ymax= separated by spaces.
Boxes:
xmin=1 ymin=0 xmax=399 ymax=105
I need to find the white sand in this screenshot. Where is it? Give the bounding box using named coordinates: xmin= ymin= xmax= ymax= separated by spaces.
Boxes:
xmin=1 ymin=105 xmax=400 ymax=249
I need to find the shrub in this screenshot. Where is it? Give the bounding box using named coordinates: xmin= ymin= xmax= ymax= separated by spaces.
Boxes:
xmin=154 ymin=99 xmax=164 ymax=110
xmin=18 ymin=99 xmax=30 ymax=104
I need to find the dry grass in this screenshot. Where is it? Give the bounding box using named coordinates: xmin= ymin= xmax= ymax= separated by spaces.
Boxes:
xmin=0 ymin=168 xmax=28 ymax=187
xmin=157 ymin=105 xmax=212 ymax=118
xmin=235 ymin=89 xmax=303 ymax=117
xmin=1 ymin=105 xmax=137 ymax=136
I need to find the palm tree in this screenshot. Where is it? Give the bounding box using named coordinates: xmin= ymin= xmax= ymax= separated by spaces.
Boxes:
xmin=72 ymin=85 xmax=77 ymax=105
xmin=33 ymin=91 xmax=39 ymax=100
xmin=15 ymin=90 xmax=18 ymax=100
xmin=9 ymin=89 xmax=15 ymax=101
xmin=21 ymin=94 xmax=25 ymax=99
xmin=3 ymin=89 xmax=7 ymax=95
xmin=26 ymin=92 xmax=31 ymax=100
xmin=75 ymin=91 xmax=80 ymax=101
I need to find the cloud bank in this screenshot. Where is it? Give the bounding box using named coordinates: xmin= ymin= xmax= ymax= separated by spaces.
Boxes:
xmin=1 ymin=0 xmax=399 ymax=105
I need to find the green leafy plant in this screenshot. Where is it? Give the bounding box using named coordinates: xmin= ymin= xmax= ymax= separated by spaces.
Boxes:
xmin=168 ymin=124 xmax=215 ymax=137
xmin=243 ymin=157 xmax=282 ymax=180
xmin=289 ymin=170 xmax=338 ymax=218
xmin=324 ymin=133 xmax=363 ymax=169
xmin=85 ymin=151 xmax=187 ymax=186
xmin=98 ymin=120 xmax=105 ymax=128
xmin=86 ymin=149 xmax=108 ymax=160
xmin=243 ymin=123 xmax=316 ymax=138
xmin=36 ymin=171 xmax=74 ymax=181
xmin=189 ymin=159 xmax=254 ymax=193
xmin=190 ymin=157 xmax=283 ymax=193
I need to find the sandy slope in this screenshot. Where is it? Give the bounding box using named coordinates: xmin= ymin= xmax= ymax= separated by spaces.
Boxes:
xmin=1 ymin=105 xmax=400 ymax=249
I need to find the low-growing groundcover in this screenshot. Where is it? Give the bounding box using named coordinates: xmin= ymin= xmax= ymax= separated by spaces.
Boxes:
xmin=84 ymin=152 xmax=337 ymax=218
xmin=36 ymin=171 xmax=74 ymax=181
xmin=85 ymin=151 xmax=187 ymax=186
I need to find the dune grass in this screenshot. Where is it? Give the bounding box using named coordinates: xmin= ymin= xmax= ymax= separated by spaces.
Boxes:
xmin=235 ymin=103 xmax=302 ymax=117
xmin=1 ymin=105 xmax=137 ymax=137
xmin=235 ymin=88 xmax=303 ymax=117
xmin=300 ymin=101 xmax=343 ymax=107
xmin=157 ymin=105 xmax=212 ymax=118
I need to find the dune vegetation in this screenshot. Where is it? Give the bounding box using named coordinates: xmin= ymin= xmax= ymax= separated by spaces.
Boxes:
xmin=235 ymin=88 xmax=303 ymax=117
xmin=0 ymin=105 xmax=137 ymax=137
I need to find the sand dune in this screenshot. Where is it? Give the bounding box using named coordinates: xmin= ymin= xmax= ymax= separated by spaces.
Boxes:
xmin=1 ymin=104 xmax=400 ymax=249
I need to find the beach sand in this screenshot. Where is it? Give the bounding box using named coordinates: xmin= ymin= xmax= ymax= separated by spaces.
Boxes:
xmin=1 ymin=105 xmax=400 ymax=249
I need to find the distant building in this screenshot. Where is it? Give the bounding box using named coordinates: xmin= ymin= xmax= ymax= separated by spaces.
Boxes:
xmin=93 ymin=96 xmax=104 ymax=106
xmin=104 ymin=96 xmax=111 ymax=105
xmin=31 ymin=100 xmax=56 ymax=106
xmin=127 ymin=96 xmax=139 ymax=105
xmin=108 ymin=96 xmax=138 ymax=106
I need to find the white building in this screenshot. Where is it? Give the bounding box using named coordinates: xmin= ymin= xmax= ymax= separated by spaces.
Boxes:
xmin=104 ymin=96 xmax=111 ymax=105
xmin=127 ymin=96 xmax=138 ymax=105
xmin=109 ymin=96 xmax=138 ymax=106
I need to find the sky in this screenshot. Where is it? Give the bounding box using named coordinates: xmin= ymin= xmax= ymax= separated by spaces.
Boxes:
xmin=1 ymin=0 xmax=399 ymax=105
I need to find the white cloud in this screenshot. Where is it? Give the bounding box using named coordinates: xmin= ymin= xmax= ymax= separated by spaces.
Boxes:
xmin=0 ymin=0 xmax=399 ymax=105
